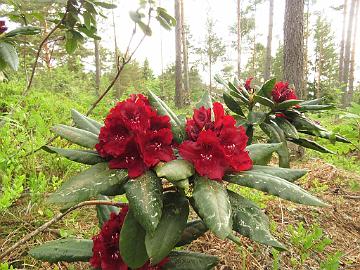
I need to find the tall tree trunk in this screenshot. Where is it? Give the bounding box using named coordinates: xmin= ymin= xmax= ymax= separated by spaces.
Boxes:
xmin=339 ymin=0 xmax=348 ymax=83
xmin=283 ymin=0 xmax=305 ymax=98
xmin=315 ymin=38 xmax=322 ymax=99
xmin=252 ymin=0 xmax=257 ymax=76
xmin=175 ymin=0 xmax=184 ymax=108
xmin=264 ymin=0 xmax=274 ymax=80
xmin=94 ymin=39 xmax=101 ymax=96
xmin=347 ymin=0 xmax=359 ymax=106
xmin=180 ymin=0 xmax=190 ymax=104
xmin=342 ymin=0 xmax=356 ymax=106
xmin=43 ymin=19 xmax=52 ymax=70
xmin=303 ymin=0 xmax=310 ymax=98
xmin=111 ymin=2 xmax=121 ymax=98
xmin=237 ymin=0 xmax=242 ymax=78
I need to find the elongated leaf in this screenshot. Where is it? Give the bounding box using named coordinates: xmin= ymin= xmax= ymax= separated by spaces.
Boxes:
xmin=28 ymin=239 xmax=93 ymax=263
xmin=5 ymin=26 xmax=40 ymax=37
xmin=48 ymin=163 xmax=128 ymax=209
xmin=52 ymin=124 xmax=98 ymax=148
xmin=94 ymin=1 xmax=117 ymax=8
xmin=299 ymin=130 xmax=351 ymax=143
xmin=252 ymin=165 xmax=307 ymax=182
xmin=254 ymin=95 xmax=274 ymax=108
xmin=162 ymin=250 xmax=219 ymax=270
xmin=288 ymin=138 xmax=335 ymax=154
xmin=246 ymin=143 xmax=282 ymax=165
xmin=120 ymin=210 xmax=148 ymax=268
xmin=228 ymin=190 xmax=286 ymax=250
xmin=148 ymin=91 xmax=184 ymax=142
xmin=0 ymin=42 xmax=18 ymax=70
xmin=223 ymin=93 xmax=245 ymax=116
xmin=96 ymin=195 xmax=119 ymax=227
xmin=274 ymin=117 xmax=299 ymax=139
xmin=248 ymin=111 xmax=267 ymax=125
xmin=196 ymin=91 xmax=213 ymax=109
xmin=145 ymin=192 xmax=189 ymax=264
xmin=224 ymin=171 xmax=327 ymax=206
xmin=257 ymin=78 xmax=276 ymax=98
xmin=71 ymin=109 xmax=101 ymax=135
xmin=276 ymin=100 xmax=303 ymax=110
xmin=176 ymin=220 xmax=208 ymax=247
xmin=297 ymin=104 xmax=334 ymax=111
xmin=124 ymin=171 xmax=163 ymax=232
xmin=42 ymin=146 xmax=105 ymax=165
xmin=155 ymin=160 xmax=194 ymax=181
xmin=290 ymin=116 xmax=325 ymax=132
xmin=192 ymin=176 xmax=232 ymax=239
xmin=300 ymin=97 xmax=325 ymax=105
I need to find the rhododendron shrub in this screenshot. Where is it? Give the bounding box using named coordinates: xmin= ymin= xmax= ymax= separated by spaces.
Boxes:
xmin=217 ymin=75 xmax=350 ymax=168
xmin=30 ymin=91 xmax=331 ymax=269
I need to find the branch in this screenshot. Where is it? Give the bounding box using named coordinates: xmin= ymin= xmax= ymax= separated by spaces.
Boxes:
xmin=0 ymin=200 xmax=127 ymax=260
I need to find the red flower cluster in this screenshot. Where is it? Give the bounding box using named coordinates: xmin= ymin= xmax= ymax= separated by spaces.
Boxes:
xmin=96 ymin=94 xmax=175 ymax=178
xmin=0 ymin=21 xmax=7 ymax=34
xmin=244 ymin=77 xmax=254 ymax=92
xmin=90 ymin=206 xmax=169 ymax=270
xmin=90 ymin=207 xmax=129 ymax=270
xmin=271 ymin=81 xmax=298 ymax=103
xmin=179 ymin=102 xmax=252 ymax=180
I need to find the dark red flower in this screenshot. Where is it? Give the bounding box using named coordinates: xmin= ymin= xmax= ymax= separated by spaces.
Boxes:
xmin=271 ymin=81 xmax=298 ymax=103
xmin=275 ymin=113 xmax=287 ymax=118
xmin=179 ymin=103 xmax=252 ymax=180
xmin=90 ymin=206 xmax=169 ymax=270
xmin=90 ymin=206 xmax=129 ymax=270
xmin=96 ymin=94 xmax=175 ymax=178
xmin=0 ymin=21 xmax=7 ymax=34
xmin=244 ymin=77 xmax=253 ymax=92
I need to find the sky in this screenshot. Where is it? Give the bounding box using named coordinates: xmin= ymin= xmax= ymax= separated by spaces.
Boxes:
xmin=96 ymin=0 xmax=359 ymax=86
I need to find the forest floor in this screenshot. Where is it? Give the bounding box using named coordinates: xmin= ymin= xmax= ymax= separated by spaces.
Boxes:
xmin=0 ymin=158 xmax=359 ymax=270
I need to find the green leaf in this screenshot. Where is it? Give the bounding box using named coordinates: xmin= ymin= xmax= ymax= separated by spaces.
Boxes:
xmin=120 ymin=210 xmax=148 ymax=268
xmin=191 ymin=176 xmax=232 ymax=239
xmin=274 ymin=117 xmax=299 ymax=139
xmin=145 ymin=192 xmax=189 ymax=264
xmin=0 ymin=42 xmax=19 ymax=70
xmin=300 ymin=97 xmax=325 ymax=105
xmin=94 ymin=1 xmax=117 ymax=9
xmin=254 ymin=95 xmax=275 ymax=108
xmin=162 ymin=250 xmax=219 ymax=270
xmin=290 ymin=115 xmax=326 ymax=132
xmin=223 ymin=93 xmax=244 ymax=116
xmin=248 ymin=111 xmax=267 ymax=125
xmin=156 ymin=7 xmax=176 ymax=30
xmin=251 ymin=165 xmax=307 ymax=182
xmin=28 ymin=239 xmax=93 ymax=263
xmin=257 ymin=78 xmax=276 ymax=98
xmin=260 ymin=122 xmax=290 ymax=168
xmin=288 ymin=138 xmax=335 ymax=154
xmin=83 ymin=11 xmax=92 ymax=30
xmin=246 ymin=143 xmax=282 ymax=165
xmin=148 ymin=91 xmax=185 ymax=143
xmin=5 ymin=26 xmax=40 ymax=37
xmin=65 ymin=31 xmax=78 ymax=54
xmin=96 ymin=195 xmax=119 ymax=227
xmin=275 ymin=99 xmax=303 ymax=110
xmin=42 ymin=146 xmax=104 ymax=165
xmin=154 ymin=160 xmax=194 ymax=181
xmin=138 ymin=21 xmax=152 ymax=36
xmin=196 ymin=90 xmax=213 ymax=109
xmin=299 ymin=130 xmax=351 ymax=143
xmin=124 ymin=171 xmax=163 ymax=232
xmin=176 ymin=220 xmax=208 ymax=247
xmin=172 ymin=178 xmax=190 ymax=192
xmin=224 ymin=171 xmax=327 ymax=207
xmin=48 ymin=163 xmax=128 ymax=209
xmin=228 ymin=190 xmax=286 ymax=250
xmin=71 ymin=109 xmax=101 ymax=135
xmin=51 ymin=124 xmax=99 ymax=148
xmin=297 ymin=104 xmax=334 ymax=112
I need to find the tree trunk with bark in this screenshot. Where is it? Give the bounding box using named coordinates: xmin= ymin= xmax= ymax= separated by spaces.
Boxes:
xmin=283 ymin=0 xmax=305 ymax=98
xmin=347 ymin=0 xmax=359 ymax=106
xmin=237 ymin=0 xmax=242 ymax=78
xmin=339 ymin=0 xmax=348 ymax=83
xmin=94 ymin=39 xmax=101 ymax=96
xmin=342 ymin=0 xmax=356 ymax=106
xmin=175 ymin=0 xmax=184 ymax=108
xmin=180 ymin=0 xmax=190 ymax=104
xmin=264 ymin=0 xmax=274 ymax=81
xmin=303 ymin=0 xmax=310 ymax=98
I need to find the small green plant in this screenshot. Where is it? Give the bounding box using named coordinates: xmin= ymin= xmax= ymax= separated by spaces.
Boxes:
xmin=320 ymin=251 xmax=343 ymax=270
xmin=0 ymin=262 xmax=14 ymax=270
xmin=288 ymin=223 xmax=333 ymax=267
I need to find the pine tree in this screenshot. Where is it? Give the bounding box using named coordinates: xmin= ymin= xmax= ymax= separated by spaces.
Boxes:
xmin=264 ymin=0 xmax=274 ymax=80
